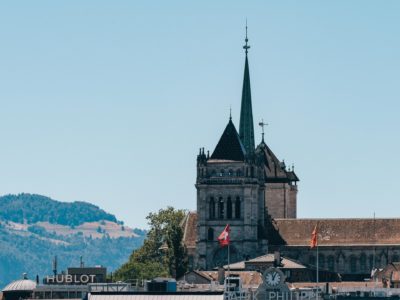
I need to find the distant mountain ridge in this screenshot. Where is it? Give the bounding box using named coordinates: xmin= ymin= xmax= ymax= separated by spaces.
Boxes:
xmin=0 ymin=193 xmax=118 ymax=226
xmin=0 ymin=193 xmax=145 ymax=289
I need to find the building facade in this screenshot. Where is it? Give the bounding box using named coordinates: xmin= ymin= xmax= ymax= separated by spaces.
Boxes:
xmin=182 ymin=31 xmax=400 ymax=278
xmin=194 ymin=33 xmax=298 ymax=270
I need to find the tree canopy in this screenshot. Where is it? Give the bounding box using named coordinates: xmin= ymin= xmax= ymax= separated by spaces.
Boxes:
xmin=114 ymin=207 xmax=188 ymax=281
xmin=0 ymin=194 xmax=117 ymax=226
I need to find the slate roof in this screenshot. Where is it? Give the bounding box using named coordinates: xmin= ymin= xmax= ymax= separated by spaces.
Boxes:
xmin=223 ymin=254 xmax=306 ymax=270
xmin=195 ymin=271 xmax=263 ymax=287
xmin=239 ymin=55 xmax=255 ymax=154
xmin=210 ymin=120 xmax=246 ymax=162
xmin=274 ymin=218 xmax=400 ymax=246
xmin=256 ymin=142 xmax=299 ymax=183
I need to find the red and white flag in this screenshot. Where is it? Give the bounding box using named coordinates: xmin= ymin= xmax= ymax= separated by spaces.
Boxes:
xmin=310 ymin=224 xmax=318 ymax=249
xmin=218 ymin=224 xmax=230 ymax=247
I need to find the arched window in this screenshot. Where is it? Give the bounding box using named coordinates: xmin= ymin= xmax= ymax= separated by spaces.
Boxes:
xmin=228 ymin=169 xmax=233 ymax=176
xmin=327 ymin=256 xmax=335 ymax=271
xmin=219 ymin=169 xmax=224 ymax=177
xmin=209 ymin=197 xmax=215 ymax=219
xmin=207 ymin=228 xmax=214 ymax=241
xmin=338 ymin=254 xmax=346 ymax=273
xmin=392 ymin=255 xmax=399 ymax=263
xmin=236 ymin=169 xmax=241 ymax=177
xmin=227 ymin=197 xmax=232 ymax=219
xmin=309 ymin=255 xmax=316 ymax=266
xmin=350 ymin=256 xmax=357 ymax=273
xmin=218 ymin=197 xmax=224 ymax=219
xmin=319 ymin=254 xmax=325 ymax=269
xmin=380 ymin=253 xmax=387 ymax=267
xmin=360 ymin=253 xmax=367 ymax=272
xmin=235 ymin=197 xmax=241 ymax=219
xmin=369 ymin=255 xmax=374 ymax=270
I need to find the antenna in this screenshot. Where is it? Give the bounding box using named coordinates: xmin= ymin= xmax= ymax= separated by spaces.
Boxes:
xmin=52 ymin=256 xmax=58 ymax=276
xmin=80 ymin=256 xmax=84 ymax=268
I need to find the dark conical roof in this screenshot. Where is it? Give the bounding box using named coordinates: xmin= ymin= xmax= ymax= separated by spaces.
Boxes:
xmin=256 ymin=142 xmax=299 ymax=183
xmin=211 ymin=119 xmax=246 ymax=161
xmin=239 ymin=55 xmax=255 ymax=154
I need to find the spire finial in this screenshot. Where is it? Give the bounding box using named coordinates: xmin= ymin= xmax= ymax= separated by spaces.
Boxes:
xmin=243 ymin=19 xmax=250 ymax=55
xmin=258 ymin=119 xmax=268 ymax=142
xmin=229 ymin=106 xmax=232 ymax=121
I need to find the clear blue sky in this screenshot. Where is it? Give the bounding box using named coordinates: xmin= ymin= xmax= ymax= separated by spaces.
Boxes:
xmin=1 ymin=1 xmax=399 ymax=228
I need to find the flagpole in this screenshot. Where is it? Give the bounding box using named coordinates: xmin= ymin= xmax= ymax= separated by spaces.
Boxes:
xmin=316 ymin=228 xmax=319 ymax=300
xmin=316 ymin=242 xmax=319 ymax=281
xmin=227 ymin=226 xmax=230 ymax=293
xmin=228 ymin=242 xmax=230 ymax=273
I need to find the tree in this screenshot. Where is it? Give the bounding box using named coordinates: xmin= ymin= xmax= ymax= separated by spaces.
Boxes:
xmin=114 ymin=207 xmax=188 ymax=281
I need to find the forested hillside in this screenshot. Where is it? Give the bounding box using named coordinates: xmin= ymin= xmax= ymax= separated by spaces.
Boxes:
xmin=0 ymin=194 xmax=117 ymax=226
xmin=0 ymin=194 xmax=145 ymax=289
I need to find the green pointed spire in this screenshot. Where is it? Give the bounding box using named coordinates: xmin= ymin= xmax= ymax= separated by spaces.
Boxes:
xmin=239 ymin=26 xmax=255 ymax=154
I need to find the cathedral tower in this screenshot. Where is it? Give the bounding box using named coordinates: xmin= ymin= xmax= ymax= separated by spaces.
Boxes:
xmin=195 ymin=31 xmax=268 ymax=270
xmin=194 ymin=29 xmax=299 ymax=270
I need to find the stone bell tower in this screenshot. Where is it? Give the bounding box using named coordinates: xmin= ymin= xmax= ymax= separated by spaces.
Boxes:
xmin=193 ymin=27 xmax=300 ymax=270
xmin=195 ymin=29 xmax=268 ymax=270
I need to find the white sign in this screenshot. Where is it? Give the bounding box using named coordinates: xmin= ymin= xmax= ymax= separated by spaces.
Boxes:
xmin=46 ymin=274 xmax=97 ymax=284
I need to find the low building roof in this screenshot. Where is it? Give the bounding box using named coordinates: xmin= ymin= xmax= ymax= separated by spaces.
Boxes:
xmin=288 ymin=281 xmax=384 ymax=289
xmin=2 ymin=279 xmax=37 ymax=292
xmin=223 ymin=254 xmax=306 ymax=270
xmin=194 ymin=271 xmax=263 ymax=287
xmin=88 ymin=292 xmax=224 ymax=300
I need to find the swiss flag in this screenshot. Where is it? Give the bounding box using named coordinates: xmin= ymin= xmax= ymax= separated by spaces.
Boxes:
xmin=310 ymin=224 xmax=318 ymax=249
xmin=218 ymin=224 xmax=230 ymax=247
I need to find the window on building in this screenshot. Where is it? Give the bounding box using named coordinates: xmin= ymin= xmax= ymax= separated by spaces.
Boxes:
xmin=228 ymin=169 xmax=233 ymax=176
xmin=369 ymin=255 xmax=374 ymax=270
xmin=319 ymin=254 xmax=325 ymax=269
xmin=227 ymin=197 xmax=232 ymax=219
xmin=360 ymin=253 xmax=367 ymax=272
xmin=236 ymin=169 xmax=242 ymax=176
xmin=392 ymin=255 xmax=400 ymax=263
xmin=208 ymin=228 xmax=214 ymax=241
xmin=350 ymin=256 xmax=357 ymax=273
xmin=338 ymin=255 xmax=345 ymax=272
xmin=235 ymin=197 xmax=241 ymax=219
xmin=218 ymin=197 xmax=224 ymax=219
xmin=309 ymin=255 xmax=316 ymax=266
xmin=209 ymin=197 xmax=215 ymax=219
xmin=380 ymin=254 xmax=387 ymax=267
xmin=327 ymin=256 xmax=335 ymax=271
xmin=219 ymin=169 xmax=224 ymax=177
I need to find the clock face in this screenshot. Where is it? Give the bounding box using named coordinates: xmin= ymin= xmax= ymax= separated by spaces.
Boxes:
xmin=265 ymin=271 xmax=281 ymax=287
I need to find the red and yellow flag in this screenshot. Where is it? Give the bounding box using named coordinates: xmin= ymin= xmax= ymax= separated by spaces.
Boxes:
xmin=218 ymin=224 xmax=230 ymax=247
xmin=310 ymin=224 xmax=318 ymax=249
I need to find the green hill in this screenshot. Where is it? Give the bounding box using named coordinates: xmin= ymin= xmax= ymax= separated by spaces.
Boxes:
xmin=0 ymin=194 xmax=145 ymax=289
xmin=0 ymin=194 xmax=118 ymax=226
